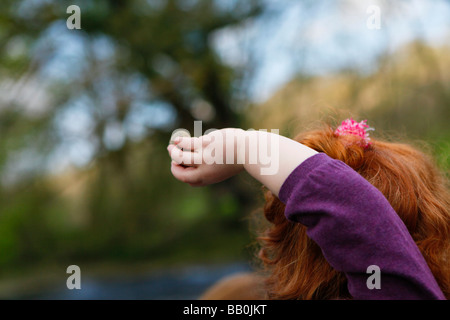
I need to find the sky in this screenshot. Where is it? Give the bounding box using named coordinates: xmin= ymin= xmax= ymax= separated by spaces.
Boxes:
xmin=213 ymin=0 xmax=450 ymax=102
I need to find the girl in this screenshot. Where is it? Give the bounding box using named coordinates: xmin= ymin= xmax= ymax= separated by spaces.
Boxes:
xmin=167 ymin=119 xmax=449 ymax=300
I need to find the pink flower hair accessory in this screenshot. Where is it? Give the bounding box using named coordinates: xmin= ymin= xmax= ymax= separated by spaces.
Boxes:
xmin=334 ymin=118 xmax=374 ymax=148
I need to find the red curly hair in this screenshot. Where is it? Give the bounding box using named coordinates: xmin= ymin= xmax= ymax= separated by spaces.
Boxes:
xmin=257 ymin=125 xmax=450 ymax=300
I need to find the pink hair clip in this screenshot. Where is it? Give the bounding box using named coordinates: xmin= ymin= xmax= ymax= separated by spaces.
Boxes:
xmin=334 ymin=118 xmax=374 ymax=148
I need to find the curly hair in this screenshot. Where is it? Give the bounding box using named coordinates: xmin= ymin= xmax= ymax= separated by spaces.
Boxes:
xmin=257 ymin=125 xmax=450 ymax=300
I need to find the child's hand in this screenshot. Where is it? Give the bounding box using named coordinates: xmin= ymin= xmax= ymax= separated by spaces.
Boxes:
xmin=168 ymin=127 xmax=318 ymax=196
xmin=167 ymin=129 xmax=244 ymax=187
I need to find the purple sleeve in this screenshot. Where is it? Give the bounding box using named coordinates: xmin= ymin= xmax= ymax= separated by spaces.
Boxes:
xmin=278 ymin=153 xmax=445 ymax=300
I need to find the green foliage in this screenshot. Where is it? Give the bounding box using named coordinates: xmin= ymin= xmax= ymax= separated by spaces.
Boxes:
xmin=0 ymin=1 xmax=448 ymax=286
xmin=0 ymin=0 xmax=263 ymax=276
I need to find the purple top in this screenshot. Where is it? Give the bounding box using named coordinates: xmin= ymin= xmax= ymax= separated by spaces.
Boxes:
xmin=278 ymin=153 xmax=445 ymax=300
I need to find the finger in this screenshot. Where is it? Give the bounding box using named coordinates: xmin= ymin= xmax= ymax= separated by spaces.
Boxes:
xmin=168 ymin=144 xmax=202 ymax=166
xmin=199 ymin=135 xmax=212 ymax=146
xmin=171 ymin=161 xmax=202 ymax=185
xmin=174 ymin=137 xmax=201 ymax=151
xmin=168 ymin=145 xmax=187 ymax=164
xmin=175 ymin=135 xmax=213 ymax=150
xmin=167 ymin=144 xmax=176 ymax=154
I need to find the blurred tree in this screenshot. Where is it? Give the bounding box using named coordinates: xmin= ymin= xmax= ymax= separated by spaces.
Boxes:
xmin=250 ymin=40 xmax=450 ymax=172
xmin=0 ymin=0 xmax=264 ymax=271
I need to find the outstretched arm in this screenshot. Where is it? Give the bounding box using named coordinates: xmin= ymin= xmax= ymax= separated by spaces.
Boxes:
xmin=167 ymin=128 xmax=318 ymax=196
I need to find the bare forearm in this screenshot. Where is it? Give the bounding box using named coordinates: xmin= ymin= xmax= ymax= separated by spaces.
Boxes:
xmin=237 ymin=129 xmax=318 ymax=197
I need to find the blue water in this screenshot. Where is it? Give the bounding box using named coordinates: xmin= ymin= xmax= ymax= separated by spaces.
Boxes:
xmin=15 ymin=262 xmax=253 ymax=300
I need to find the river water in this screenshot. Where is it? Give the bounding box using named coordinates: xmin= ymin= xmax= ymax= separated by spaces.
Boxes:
xmin=13 ymin=262 xmax=253 ymax=300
